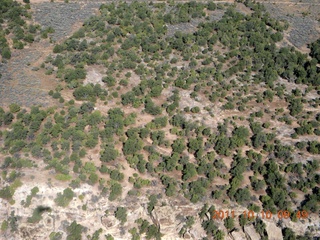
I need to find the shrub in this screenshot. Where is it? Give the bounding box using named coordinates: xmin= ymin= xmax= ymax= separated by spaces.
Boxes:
xmin=4 ymin=112 xmax=14 ymax=125
xmin=54 ymin=188 xmax=74 ymax=207
xmin=123 ymin=138 xmax=143 ymax=155
xmin=100 ymin=145 xmax=119 ymax=162
xmin=190 ymin=106 xmax=200 ymax=113
xmin=224 ymin=217 xmax=234 ymax=231
xmin=2 ymin=47 xmax=11 ymax=59
xmin=66 ymin=221 xmax=83 ymax=240
xmin=114 ymin=207 xmax=127 ymax=224
xmin=9 ymin=104 xmax=21 ymax=113
xmin=28 ymin=206 xmax=51 ymax=223
xmin=109 ymin=182 xmax=122 ymax=201
xmin=55 ymin=174 xmax=72 ymax=181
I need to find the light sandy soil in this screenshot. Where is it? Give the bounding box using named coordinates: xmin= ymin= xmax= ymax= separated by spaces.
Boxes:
xmin=83 ymin=67 xmax=104 ymax=86
xmin=1 ymin=0 xmax=320 ymax=239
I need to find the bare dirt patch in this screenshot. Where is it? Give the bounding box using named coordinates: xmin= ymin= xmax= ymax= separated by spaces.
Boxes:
xmin=83 ymin=67 xmax=104 ymax=86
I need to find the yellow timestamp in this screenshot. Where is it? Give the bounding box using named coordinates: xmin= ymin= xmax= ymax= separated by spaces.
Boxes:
xmin=212 ymin=210 xmax=309 ymax=220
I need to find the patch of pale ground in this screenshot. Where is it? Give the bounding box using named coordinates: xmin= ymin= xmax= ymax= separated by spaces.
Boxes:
xmin=163 ymin=87 xmax=224 ymax=129
xmin=304 ymin=89 xmax=319 ymax=101
xmin=83 ymin=67 xmax=104 ymax=86
xmin=127 ymin=71 xmax=142 ymax=88
xmin=166 ymin=87 xmax=263 ymax=132
xmin=241 ymin=171 xmax=254 ymax=189
xmin=276 ymin=77 xmax=309 ymax=94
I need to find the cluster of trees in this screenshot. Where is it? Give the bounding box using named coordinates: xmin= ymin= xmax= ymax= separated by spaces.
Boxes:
xmin=309 ymin=38 xmax=320 ymax=63
xmin=66 ymin=221 xmax=84 ymax=240
xmin=27 ymin=206 xmax=51 ymax=223
xmin=135 ymin=218 xmax=162 ymax=240
xmin=1 ymin=0 xmax=320 ymax=239
xmin=73 ymin=83 xmax=108 ymax=102
xmin=54 ymin=188 xmax=74 ymax=207
xmin=228 ymin=153 xmax=250 ymax=203
xmin=114 ymin=207 xmax=127 ymax=224
xmin=199 ymin=204 xmax=225 ymax=240
xmin=0 ymin=179 xmax=22 ymax=203
xmin=0 ymin=0 xmax=42 ymax=58
xmin=160 ymin=175 xmax=177 ymax=197
xmin=22 ymin=186 xmax=39 ymax=207
xmin=108 ymin=181 xmax=122 ymax=201
xmin=164 ymin=2 xmax=206 ymax=24
xmin=0 ymin=107 xmax=14 ymax=126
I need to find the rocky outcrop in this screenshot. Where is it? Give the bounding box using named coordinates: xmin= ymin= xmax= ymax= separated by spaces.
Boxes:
xmin=229 ymin=230 xmax=247 ymax=240
xmin=0 ymin=180 xmax=319 ymax=239
xmin=265 ymin=221 xmax=283 ymax=240
xmin=244 ymin=224 xmax=261 ymax=240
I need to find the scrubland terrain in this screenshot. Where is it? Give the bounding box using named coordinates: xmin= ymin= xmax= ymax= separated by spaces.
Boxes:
xmin=0 ymin=0 xmax=320 ymax=239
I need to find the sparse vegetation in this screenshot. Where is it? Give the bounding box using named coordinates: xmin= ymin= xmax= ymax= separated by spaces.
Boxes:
xmin=0 ymin=0 xmax=319 ymax=239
